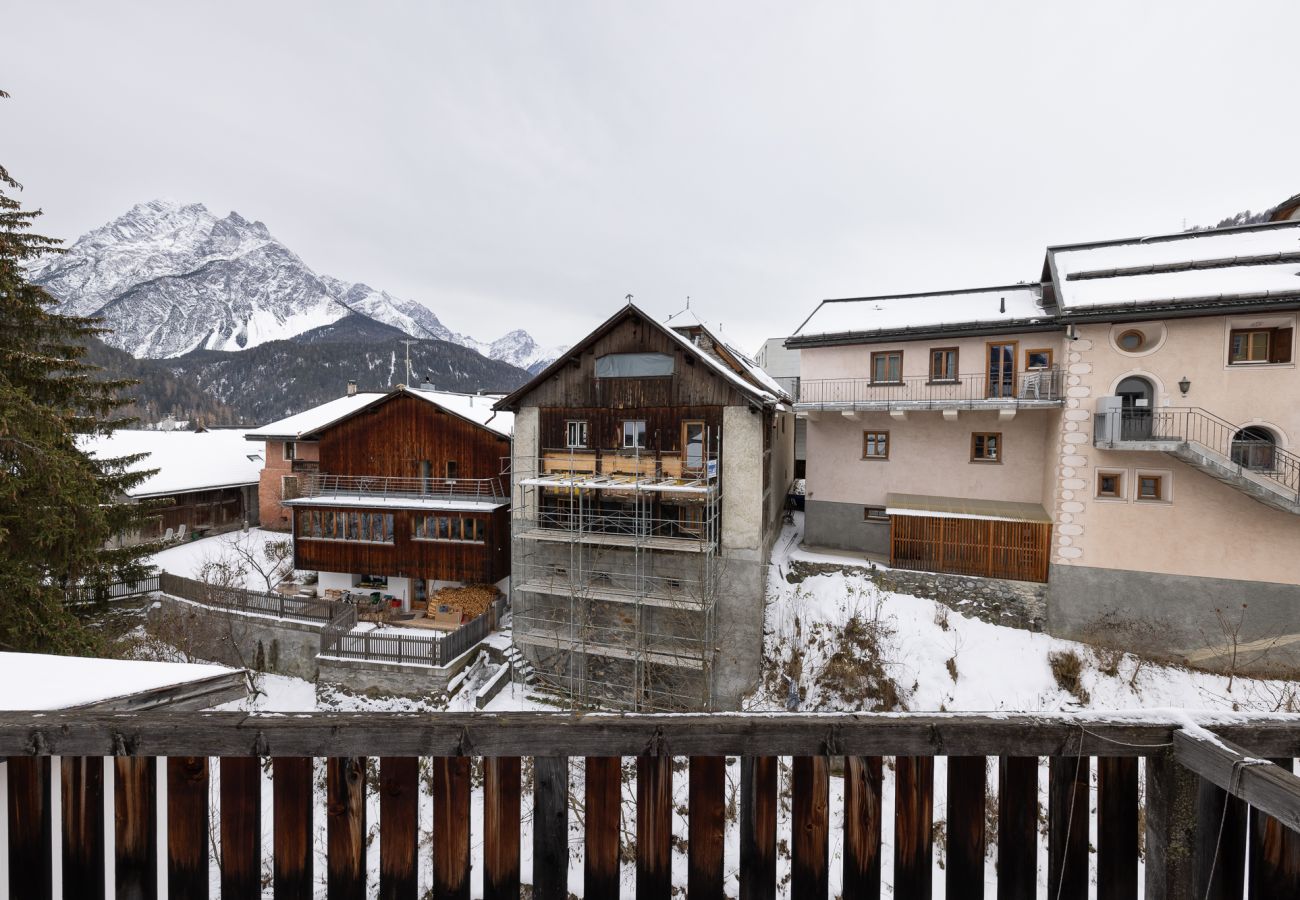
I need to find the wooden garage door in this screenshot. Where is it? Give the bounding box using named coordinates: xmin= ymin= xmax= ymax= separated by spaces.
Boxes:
xmin=889 ymin=514 xmax=1051 ymax=583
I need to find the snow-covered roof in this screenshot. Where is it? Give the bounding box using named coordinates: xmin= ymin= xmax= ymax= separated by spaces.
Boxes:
xmin=245 ymin=392 xmax=387 ymax=440
xmin=1048 ymin=221 xmax=1300 ymax=312
xmin=79 ymin=429 xmax=263 ymax=498
xmin=285 ymin=495 xmax=507 ymax=511
xmin=0 ymin=652 xmax=240 ymax=710
xmin=789 ymin=285 xmax=1047 ymax=344
xmin=406 ymin=387 xmax=513 ymax=437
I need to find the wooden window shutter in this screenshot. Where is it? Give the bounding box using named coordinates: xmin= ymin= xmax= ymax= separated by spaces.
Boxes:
xmin=1270 ymin=327 xmax=1293 ymax=364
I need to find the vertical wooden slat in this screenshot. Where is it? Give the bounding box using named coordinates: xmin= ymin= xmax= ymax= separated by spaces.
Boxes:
xmin=432 ymin=757 xmax=470 ymax=900
xmin=274 ymin=756 xmax=314 ymax=900
xmin=327 ymin=756 xmax=367 ymax=900
xmin=1097 ymin=756 xmax=1138 ymax=900
xmin=115 ymin=756 xmax=157 ymax=900
xmin=1047 ymin=756 xmax=1088 ymax=900
xmin=8 ymin=756 xmax=52 ymax=900
xmin=687 ymin=756 xmax=725 ymax=900
xmin=1145 ymin=749 xmax=1197 ymax=900
xmin=483 ymin=756 xmax=521 ymax=900
xmin=533 ymin=755 xmax=569 ymax=900
xmin=584 ymin=757 xmax=622 ymax=900
xmin=1195 ymin=773 xmax=1246 ymax=900
xmin=62 ymin=755 xmax=105 ymax=899
xmin=1248 ymin=758 xmax=1300 ymax=899
xmin=946 ymin=756 xmax=985 ymax=900
xmin=167 ymin=755 xmax=209 ymax=900
xmin=997 ymin=756 xmax=1036 ymax=900
xmin=791 ymin=756 xmax=829 ymax=899
xmin=893 ymin=756 xmax=933 ymax=900
xmin=637 ymin=753 xmax=672 ymax=900
xmin=220 ymin=756 xmax=261 ymax=900
xmin=739 ymin=755 xmax=777 ymax=900
xmin=843 ymin=756 xmax=882 ymax=900
xmin=380 ymin=757 xmax=419 ymax=900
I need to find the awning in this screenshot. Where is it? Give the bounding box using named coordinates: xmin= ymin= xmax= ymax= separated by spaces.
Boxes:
xmin=884 ymin=493 xmax=1052 ymax=524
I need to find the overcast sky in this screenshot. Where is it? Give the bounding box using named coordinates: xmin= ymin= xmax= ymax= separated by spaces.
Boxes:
xmin=6 ymin=2 xmax=1299 ymax=353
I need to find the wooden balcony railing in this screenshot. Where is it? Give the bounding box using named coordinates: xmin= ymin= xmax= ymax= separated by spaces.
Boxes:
xmin=3 ymin=712 xmax=1299 ymax=899
xmin=796 ymin=367 xmax=1064 ymax=410
xmin=300 ymin=472 xmax=508 ymax=502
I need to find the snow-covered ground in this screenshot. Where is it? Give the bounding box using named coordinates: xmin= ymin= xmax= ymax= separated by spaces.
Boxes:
xmin=149 ymin=526 xmax=292 ymax=591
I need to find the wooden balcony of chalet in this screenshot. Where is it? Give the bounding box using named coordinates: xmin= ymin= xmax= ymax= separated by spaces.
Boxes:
xmin=4 ymin=711 xmax=1300 ymax=899
xmin=298 ymin=472 xmax=509 ymax=504
xmin=795 ymin=367 xmax=1065 ymax=413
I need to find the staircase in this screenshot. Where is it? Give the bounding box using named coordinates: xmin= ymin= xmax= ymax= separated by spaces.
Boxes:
xmin=1093 ymin=406 xmax=1300 ymax=514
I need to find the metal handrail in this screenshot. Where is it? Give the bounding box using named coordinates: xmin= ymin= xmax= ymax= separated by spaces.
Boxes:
xmin=299 ymin=472 xmax=507 ymax=501
xmin=1096 ymin=406 xmax=1300 ymax=498
xmin=795 ymin=367 xmax=1063 ymax=407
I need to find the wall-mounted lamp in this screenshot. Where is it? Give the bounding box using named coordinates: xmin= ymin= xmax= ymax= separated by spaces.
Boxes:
xmin=1178 ymin=377 xmax=1191 ymax=395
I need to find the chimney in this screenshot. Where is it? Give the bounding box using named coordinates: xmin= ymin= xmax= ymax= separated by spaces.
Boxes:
xmin=346 ymin=380 xmax=358 ymax=396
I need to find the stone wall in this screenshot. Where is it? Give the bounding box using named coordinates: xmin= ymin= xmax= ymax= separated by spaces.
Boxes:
xmin=149 ymin=594 xmax=324 ymax=680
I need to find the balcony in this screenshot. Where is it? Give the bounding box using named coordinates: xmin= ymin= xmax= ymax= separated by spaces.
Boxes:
xmin=795 ymin=367 xmax=1064 ymax=412
xmin=297 ymin=472 xmax=508 ymax=504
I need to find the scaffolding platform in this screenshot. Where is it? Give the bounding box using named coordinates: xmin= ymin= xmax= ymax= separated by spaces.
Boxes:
xmin=512 ymin=580 xmax=707 ymax=610
xmin=513 ymin=630 xmax=707 ymax=670
xmin=514 ymin=526 xmax=712 ymax=552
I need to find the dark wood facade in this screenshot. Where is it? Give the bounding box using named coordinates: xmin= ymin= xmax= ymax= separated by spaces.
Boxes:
xmin=119 ymin=484 xmax=257 ymax=546
xmin=292 ymin=392 xmax=512 ymax=584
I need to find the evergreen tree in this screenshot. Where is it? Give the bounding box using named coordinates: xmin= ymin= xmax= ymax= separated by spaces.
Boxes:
xmin=0 ymin=90 xmax=162 ymax=653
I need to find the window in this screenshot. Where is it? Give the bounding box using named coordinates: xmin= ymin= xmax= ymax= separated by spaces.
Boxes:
xmin=864 ymin=506 xmax=888 ymax=522
xmin=678 ymin=505 xmax=705 ymax=535
xmin=414 ymin=515 xmax=486 ymax=543
xmin=1137 ymin=474 xmax=1164 ymax=501
xmin=862 ymin=430 xmax=889 ymax=460
xmin=1025 ymin=348 xmax=1053 ymax=370
xmin=871 ymin=351 xmax=903 ymax=384
xmin=1096 ymin=471 xmax=1124 ymax=499
xmin=1229 ymin=327 xmax=1293 ymax=364
xmin=566 ymin=420 xmax=589 ymax=448
xmin=971 ymin=432 xmax=1001 ymax=462
xmin=929 ymin=347 xmax=958 ymax=382
xmin=595 ymin=352 xmax=675 ymax=377
xmin=445 ymin=460 xmax=459 ymax=480
xmin=986 ymin=342 xmax=1017 ymax=398
xmin=1117 ymin=329 xmax=1147 ymax=352
xmin=298 ymin=510 xmax=393 ymax=543
xmin=283 ymin=441 xmax=297 ymax=461
xmin=682 ymin=420 xmax=706 ymax=471
xmin=623 ymin=420 xmax=648 ymax=449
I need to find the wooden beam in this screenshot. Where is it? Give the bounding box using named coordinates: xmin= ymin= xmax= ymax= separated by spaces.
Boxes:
xmin=533 ymin=756 xmax=569 ymax=900
xmin=1173 ymin=731 xmax=1300 ymax=832
xmin=1146 ymin=748 xmax=1197 ymax=900
xmin=739 ymin=755 xmax=777 ymax=900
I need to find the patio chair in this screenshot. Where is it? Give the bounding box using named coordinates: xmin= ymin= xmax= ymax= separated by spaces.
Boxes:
xmin=175 ymin=523 xmax=187 ymax=543
xmin=162 ymin=527 xmax=174 ymax=543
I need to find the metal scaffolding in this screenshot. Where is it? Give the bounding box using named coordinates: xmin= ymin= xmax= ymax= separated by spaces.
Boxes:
xmin=509 ymin=433 xmax=721 ymax=711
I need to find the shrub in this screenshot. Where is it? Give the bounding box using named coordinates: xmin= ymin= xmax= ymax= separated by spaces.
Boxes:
xmin=1048 ymin=649 xmax=1091 ymax=704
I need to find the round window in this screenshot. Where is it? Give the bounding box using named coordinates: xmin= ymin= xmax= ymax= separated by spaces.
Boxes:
xmin=1117 ymin=329 xmax=1146 ymax=352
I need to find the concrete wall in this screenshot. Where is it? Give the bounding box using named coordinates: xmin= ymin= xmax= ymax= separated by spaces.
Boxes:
xmin=1048 ymin=563 xmax=1300 ymax=675
xmin=803 ymin=498 xmax=888 ymax=554
xmin=149 ymin=595 xmax=323 ymax=680
xmin=721 ymin=406 xmax=764 ymax=554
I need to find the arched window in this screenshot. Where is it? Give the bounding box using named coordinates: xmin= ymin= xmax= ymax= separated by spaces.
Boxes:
xmin=1231 ymin=426 xmax=1276 ymax=470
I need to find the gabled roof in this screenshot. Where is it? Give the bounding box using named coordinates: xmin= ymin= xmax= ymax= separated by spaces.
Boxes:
xmin=79 ymin=429 xmax=262 ymax=498
xmin=247 ymin=387 xmax=513 ymax=441
xmin=786 ymin=284 xmax=1050 ymax=347
xmin=1045 ymin=220 xmax=1300 ymax=316
xmin=493 ymin=303 xmax=784 ymax=410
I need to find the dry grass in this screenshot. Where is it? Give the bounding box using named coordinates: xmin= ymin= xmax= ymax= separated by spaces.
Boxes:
xmin=1048 ymin=649 xmax=1091 ymax=704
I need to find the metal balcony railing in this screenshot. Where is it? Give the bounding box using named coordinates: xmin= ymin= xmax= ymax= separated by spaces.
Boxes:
xmin=795 ymin=367 xmax=1063 ymax=409
xmin=1094 ymin=407 xmax=1300 ymax=499
xmin=299 ymin=472 xmax=507 ymax=502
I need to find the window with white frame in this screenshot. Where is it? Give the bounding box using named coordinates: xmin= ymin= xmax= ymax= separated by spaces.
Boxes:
xmin=566 ymin=420 xmax=589 ymax=448
xmin=622 ymin=420 xmax=647 ymax=449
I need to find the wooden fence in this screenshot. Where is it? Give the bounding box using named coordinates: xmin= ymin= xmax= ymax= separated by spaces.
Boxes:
xmin=890 ymin=514 xmax=1051 ymax=583
xmin=319 ymin=596 xmax=505 ymax=668
xmin=2 ymin=712 xmax=1299 ymax=899
xmin=159 ymin=571 xmax=343 ymax=623
xmin=64 ymin=573 xmax=161 ymax=607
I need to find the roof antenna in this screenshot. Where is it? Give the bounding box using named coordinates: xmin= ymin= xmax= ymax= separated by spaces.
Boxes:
xmin=665 ymin=295 xmax=692 ymax=324
xmin=999 ymin=296 xmax=1006 ymax=313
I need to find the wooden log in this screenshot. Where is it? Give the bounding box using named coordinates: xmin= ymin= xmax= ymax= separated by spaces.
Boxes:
xmin=327 ymin=757 xmax=367 ymax=900
xmin=893 ymin=756 xmax=933 ymax=900
xmin=62 ymin=756 xmax=105 ymax=899
xmin=483 ymin=756 xmax=521 ymax=900
xmin=637 ymin=753 xmax=673 ymax=900
xmin=842 ymin=756 xmax=882 ymax=900
xmin=533 ymin=756 xmax=569 ymax=900
xmin=945 ymin=756 xmax=985 ymax=900
xmin=584 ymin=757 xmax=621 ymax=900
xmin=432 ymin=757 xmax=471 ymax=900
xmin=274 ymin=757 xmax=314 ymax=900
xmin=1173 ymin=732 xmax=1300 ymax=833
xmin=1248 ymin=758 xmax=1300 ymax=900
xmin=997 ymin=756 xmax=1036 ymax=900
xmin=220 ymin=756 xmax=261 ymax=900
xmin=687 ymin=756 xmax=725 ymax=900
xmin=380 ymin=757 xmax=419 ymax=900
xmin=1096 ymin=757 xmax=1138 ymax=900
xmin=1145 ymin=748 xmax=1197 ymax=900
xmin=739 ymin=755 xmax=777 ymax=900
xmin=791 ymin=756 xmax=829 ymax=899
xmin=167 ymin=755 xmax=209 ymax=900
xmin=1195 ymin=772 xmax=1246 ymax=900
xmin=7 ymin=756 xmax=52 ymax=900
xmin=115 ymin=756 xmax=157 ymax=900
xmin=1047 ymin=755 xmax=1089 ymax=900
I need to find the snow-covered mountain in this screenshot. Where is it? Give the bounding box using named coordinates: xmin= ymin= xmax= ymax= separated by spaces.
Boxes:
xmin=32 ymin=199 xmax=565 ymax=369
